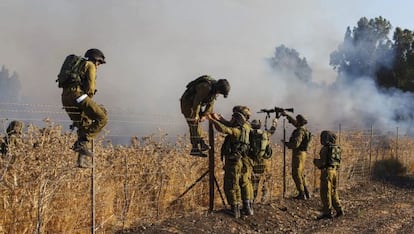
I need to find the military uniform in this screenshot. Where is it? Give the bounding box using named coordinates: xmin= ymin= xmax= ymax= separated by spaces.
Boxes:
xmin=180 ymin=76 xmax=230 ymax=157
xmin=210 ymin=112 xmax=251 ymax=218
xmin=250 ymin=118 xmax=277 ymax=202
xmin=61 ymin=53 xmax=108 ymax=168
xmin=180 ymin=79 xmax=216 ymax=151
xmin=314 ymin=131 xmax=344 ymax=219
xmin=284 ymin=114 xmax=311 ymax=200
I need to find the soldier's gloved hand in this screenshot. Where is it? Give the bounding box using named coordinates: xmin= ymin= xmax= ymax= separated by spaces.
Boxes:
xmin=94 ymin=89 xmax=98 ymax=95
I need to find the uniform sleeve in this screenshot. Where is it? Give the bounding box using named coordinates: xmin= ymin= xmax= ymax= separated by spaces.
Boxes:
xmin=210 ymin=119 xmax=239 ymax=136
xmin=191 ymin=83 xmax=211 ymax=119
xmin=84 ymin=61 xmax=97 ymax=98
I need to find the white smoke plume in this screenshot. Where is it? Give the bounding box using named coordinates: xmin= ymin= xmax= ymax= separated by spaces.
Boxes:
xmin=0 ymin=0 xmax=412 ymax=138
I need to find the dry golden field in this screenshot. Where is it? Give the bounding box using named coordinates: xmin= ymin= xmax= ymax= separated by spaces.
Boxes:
xmin=0 ymin=120 xmax=413 ymax=233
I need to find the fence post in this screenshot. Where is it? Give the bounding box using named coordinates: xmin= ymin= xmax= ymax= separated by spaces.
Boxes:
xmin=282 ymin=119 xmax=286 ymax=199
xmin=396 ymin=127 xmax=399 ymax=159
xmin=208 ymin=121 xmax=215 ymax=211
xmin=369 ymin=125 xmax=373 ymax=175
xmin=91 ymin=139 xmax=95 ymax=234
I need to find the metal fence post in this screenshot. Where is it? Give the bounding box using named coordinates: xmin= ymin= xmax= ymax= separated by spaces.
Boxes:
xmin=208 ymin=121 xmax=215 ymax=211
xmin=91 ymin=139 xmax=95 ymax=234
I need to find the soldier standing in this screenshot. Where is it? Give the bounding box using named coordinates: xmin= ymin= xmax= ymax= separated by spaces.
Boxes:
xmin=281 ymin=112 xmax=311 ymax=200
xmin=313 ymin=130 xmax=344 ymax=219
xmin=180 ymin=75 xmax=230 ymax=157
xmin=209 ymin=108 xmax=251 ymax=218
xmin=59 ymin=48 xmax=108 ymax=168
xmin=249 ymin=118 xmax=277 ymax=203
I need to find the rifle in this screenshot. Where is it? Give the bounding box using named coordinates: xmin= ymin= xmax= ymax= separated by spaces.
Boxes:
xmin=258 ymin=107 xmax=294 ymax=119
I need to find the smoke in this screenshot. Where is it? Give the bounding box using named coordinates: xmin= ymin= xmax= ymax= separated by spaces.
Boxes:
xmin=0 ymin=0 xmax=412 ymax=138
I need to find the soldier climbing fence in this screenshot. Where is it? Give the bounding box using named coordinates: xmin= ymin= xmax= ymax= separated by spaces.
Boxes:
xmin=0 ymin=103 xmax=413 ymax=233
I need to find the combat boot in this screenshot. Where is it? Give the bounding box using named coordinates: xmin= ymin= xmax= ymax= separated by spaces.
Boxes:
xmin=242 ymin=200 xmax=253 ymax=216
xmin=335 ymin=209 xmax=344 ymax=217
xmin=199 ymin=140 xmax=211 ymax=152
xmin=190 ymin=148 xmax=207 ymax=157
xmin=293 ymin=192 xmax=307 ymax=200
xmin=304 ymin=186 xmax=311 ymax=199
xmin=72 ymin=141 xmax=94 ymax=157
xmin=317 ymin=212 xmax=333 ymax=220
xmin=231 ymin=204 xmax=241 ymax=218
xmin=77 ymin=154 xmax=92 ymax=168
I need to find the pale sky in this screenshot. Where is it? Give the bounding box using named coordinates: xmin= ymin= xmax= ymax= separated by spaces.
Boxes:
xmin=0 ymin=0 xmax=413 ymax=135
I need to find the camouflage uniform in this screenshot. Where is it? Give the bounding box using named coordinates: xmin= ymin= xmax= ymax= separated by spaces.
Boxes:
xmin=210 ymin=111 xmax=251 ymax=218
xmin=180 ymin=76 xmax=230 ymax=157
xmin=61 ymin=53 xmax=108 ymax=168
xmin=283 ymin=113 xmax=310 ymax=200
xmin=314 ymin=130 xmax=344 ymax=219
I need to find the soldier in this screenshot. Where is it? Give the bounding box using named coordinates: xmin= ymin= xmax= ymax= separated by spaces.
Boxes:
xmin=209 ymin=108 xmax=251 ymax=218
xmin=281 ymin=112 xmax=312 ymax=200
xmin=180 ymin=75 xmax=230 ymax=157
xmin=249 ymin=118 xmax=277 ymax=203
xmin=1 ymin=120 xmax=24 ymax=160
xmin=60 ymin=48 xmax=108 ymax=168
xmin=313 ymin=130 xmax=344 ymax=219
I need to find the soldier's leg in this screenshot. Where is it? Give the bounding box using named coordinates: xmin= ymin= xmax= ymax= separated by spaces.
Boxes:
xmin=78 ymin=97 xmax=108 ymax=141
xmin=240 ymin=157 xmax=254 ymax=215
xmin=331 ymin=170 xmax=344 ymax=217
xmin=224 ymin=160 xmax=242 ymax=218
xmin=292 ymin=154 xmax=305 ymax=198
xmin=318 ymin=170 xmax=333 ymax=219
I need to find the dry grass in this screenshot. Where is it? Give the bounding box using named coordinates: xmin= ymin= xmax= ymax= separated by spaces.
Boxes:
xmin=1 ymin=122 xmax=413 ymax=233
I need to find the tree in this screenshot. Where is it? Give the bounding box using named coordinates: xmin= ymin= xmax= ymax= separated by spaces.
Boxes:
xmin=269 ymin=44 xmax=312 ymax=82
xmin=330 ymin=16 xmax=393 ymax=80
xmin=0 ymin=65 xmax=21 ymax=102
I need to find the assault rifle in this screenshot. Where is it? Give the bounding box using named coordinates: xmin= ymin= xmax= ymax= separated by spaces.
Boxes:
xmin=258 ymin=107 xmax=294 ymax=118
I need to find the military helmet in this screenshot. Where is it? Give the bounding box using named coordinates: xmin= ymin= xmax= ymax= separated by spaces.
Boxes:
xmin=215 ymin=79 xmax=230 ymax=98
xmin=85 ymin=48 xmax=106 ymax=64
xmin=232 ymin=111 xmax=247 ymax=126
xmin=320 ymin=130 xmax=336 ymax=145
xmin=232 ymin=105 xmax=251 ymax=120
xmin=296 ymin=114 xmax=308 ymax=126
xmin=251 ymin=119 xmax=261 ymax=129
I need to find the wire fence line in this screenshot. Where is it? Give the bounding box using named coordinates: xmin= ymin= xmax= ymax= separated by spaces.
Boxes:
xmin=0 ymin=107 xmax=413 ymax=233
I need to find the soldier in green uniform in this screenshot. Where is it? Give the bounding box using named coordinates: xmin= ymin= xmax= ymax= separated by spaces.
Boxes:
xmin=60 ymin=48 xmax=108 ymax=168
xmin=249 ymin=118 xmax=277 ymax=203
xmin=209 ymin=108 xmax=251 ymax=218
xmin=180 ymin=75 xmax=230 ymax=157
xmin=281 ymin=112 xmax=311 ymax=200
xmin=1 ymin=120 xmax=24 ymax=159
xmin=313 ymin=130 xmax=344 ymax=219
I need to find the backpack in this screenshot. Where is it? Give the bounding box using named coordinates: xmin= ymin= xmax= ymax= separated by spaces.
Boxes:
xmin=298 ymin=128 xmax=312 ymax=151
xmin=183 ymin=75 xmax=215 ymax=98
xmin=56 ymin=54 xmax=86 ymax=88
xmin=327 ymin=144 xmax=341 ymax=166
xmin=249 ymin=129 xmax=272 ymax=161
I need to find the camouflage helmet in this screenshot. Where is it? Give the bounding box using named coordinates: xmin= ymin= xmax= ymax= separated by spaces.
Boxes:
xmin=250 ymin=119 xmax=261 ymax=129
xmin=296 ymin=114 xmax=308 ymax=126
xmin=85 ymin=48 xmax=106 ymax=64
xmin=320 ymin=130 xmax=337 ymax=145
xmin=215 ymin=79 xmax=230 ymax=98
xmin=233 ymin=105 xmax=251 ymax=120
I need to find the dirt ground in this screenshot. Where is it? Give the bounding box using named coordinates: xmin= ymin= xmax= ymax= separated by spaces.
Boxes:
xmin=120 ymin=176 xmax=414 ymax=234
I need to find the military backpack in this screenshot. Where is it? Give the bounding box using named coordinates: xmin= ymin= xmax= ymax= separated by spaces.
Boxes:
xmin=220 ymin=123 xmax=250 ymax=161
xmin=298 ymin=128 xmax=312 ymax=151
xmin=327 ymin=144 xmax=341 ymax=167
xmin=183 ymin=75 xmax=215 ymax=98
xmin=249 ymin=129 xmax=272 ymax=161
xmin=56 ymin=54 xmax=86 ymax=88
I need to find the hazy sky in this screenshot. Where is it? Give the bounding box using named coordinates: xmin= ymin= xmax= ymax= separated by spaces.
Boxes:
xmin=0 ymin=0 xmax=413 ymax=136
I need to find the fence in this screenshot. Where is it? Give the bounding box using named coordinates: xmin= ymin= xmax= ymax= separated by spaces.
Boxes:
xmin=0 ymin=103 xmax=413 ymax=233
